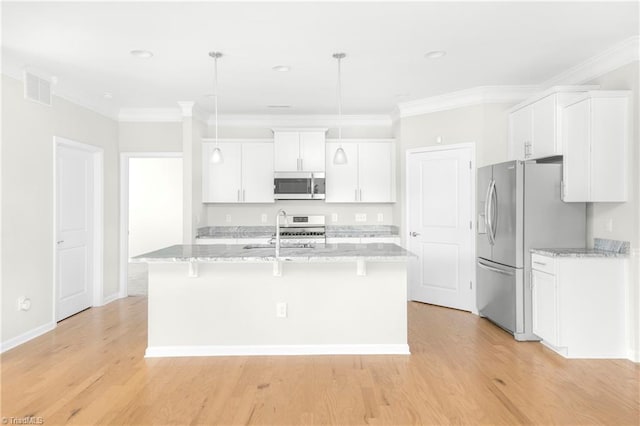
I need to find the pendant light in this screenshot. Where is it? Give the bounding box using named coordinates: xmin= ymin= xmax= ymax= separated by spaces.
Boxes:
xmin=209 ymin=51 xmax=223 ymax=164
xmin=332 ymin=53 xmax=347 ymax=165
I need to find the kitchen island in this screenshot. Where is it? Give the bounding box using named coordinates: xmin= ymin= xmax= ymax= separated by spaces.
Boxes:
xmin=134 ymin=243 xmax=414 ymax=357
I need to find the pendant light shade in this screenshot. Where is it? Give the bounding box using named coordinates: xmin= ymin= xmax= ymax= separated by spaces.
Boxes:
xmin=209 ymin=51 xmax=224 ymax=164
xmin=210 ymin=146 xmax=223 ymax=164
xmin=333 ymin=52 xmax=347 ymax=165
xmin=333 ymin=147 xmax=347 ymax=164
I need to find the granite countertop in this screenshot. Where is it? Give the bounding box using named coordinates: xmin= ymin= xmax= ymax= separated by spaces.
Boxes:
xmin=196 ymin=225 xmax=400 ymax=239
xmin=531 ymin=238 xmax=630 ymax=258
xmin=134 ymin=243 xmax=415 ymax=263
xmin=530 ymin=248 xmax=628 ymax=258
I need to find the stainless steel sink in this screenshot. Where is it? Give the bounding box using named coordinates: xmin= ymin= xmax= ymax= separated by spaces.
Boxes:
xmin=243 ymin=243 xmax=315 ymax=249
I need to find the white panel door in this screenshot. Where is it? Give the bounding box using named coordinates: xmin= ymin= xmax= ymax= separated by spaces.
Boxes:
xmin=273 ymin=132 xmax=300 ymax=171
xmin=299 ymin=131 xmax=325 ymax=172
xmin=359 ymin=142 xmax=392 ymax=202
xmin=325 ymin=143 xmax=359 ymax=202
xmin=203 ymin=143 xmax=242 ymax=202
xmin=407 ymin=147 xmax=473 ymax=311
xmin=562 ymin=100 xmax=590 ymax=201
xmin=242 ymin=143 xmax=275 ymax=203
xmin=56 ymin=145 xmax=94 ymax=321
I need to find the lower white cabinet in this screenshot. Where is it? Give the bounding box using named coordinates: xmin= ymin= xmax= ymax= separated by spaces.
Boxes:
xmin=326 ymin=236 xmax=401 ymax=245
xmin=196 ymin=237 xmax=272 ymax=245
xmin=202 ymin=142 xmax=274 ymax=203
xmin=531 ymin=253 xmax=627 ymax=358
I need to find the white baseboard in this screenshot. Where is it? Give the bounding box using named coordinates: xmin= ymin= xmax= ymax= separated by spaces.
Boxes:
xmin=145 ymin=344 xmax=411 ymax=358
xmin=101 ymin=292 xmax=121 ymax=306
xmin=1 ymin=321 xmax=56 ymax=353
xmin=629 ymin=349 xmax=640 ymax=363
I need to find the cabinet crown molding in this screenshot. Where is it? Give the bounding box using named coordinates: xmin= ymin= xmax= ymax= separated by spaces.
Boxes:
xmin=508 ymin=85 xmax=601 ymax=113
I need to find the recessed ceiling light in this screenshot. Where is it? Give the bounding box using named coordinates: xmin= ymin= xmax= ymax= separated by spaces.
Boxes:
xmin=103 ymin=92 xmax=113 ymax=99
xmin=272 ymin=65 xmax=291 ymax=72
xmin=424 ymin=50 xmax=446 ymax=59
xmin=267 ymin=105 xmax=292 ymax=109
xmin=130 ymin=49 xmax=153 ymax=59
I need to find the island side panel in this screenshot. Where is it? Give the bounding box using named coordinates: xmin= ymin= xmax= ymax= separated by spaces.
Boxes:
xmin=146 ymin=262 xmax=408 ymax=356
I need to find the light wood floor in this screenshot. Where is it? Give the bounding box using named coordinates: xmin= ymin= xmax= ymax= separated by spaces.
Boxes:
xmin=2 ymin=297 xmax=638 ymax=425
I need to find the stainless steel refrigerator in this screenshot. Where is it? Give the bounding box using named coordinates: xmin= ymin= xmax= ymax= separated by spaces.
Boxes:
xmin=476 ymin=160 xmax=585 ymax=341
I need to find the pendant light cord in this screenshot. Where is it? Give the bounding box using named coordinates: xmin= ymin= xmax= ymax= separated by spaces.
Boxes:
xmin=337 ymin=55 xmax=342 ymax=143
xmin=214 ymin=54 xmax=219 ymax=146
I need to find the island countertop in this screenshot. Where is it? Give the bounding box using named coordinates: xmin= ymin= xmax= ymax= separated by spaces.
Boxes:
xmin=134 ymin=243 xmax=415 ymax=263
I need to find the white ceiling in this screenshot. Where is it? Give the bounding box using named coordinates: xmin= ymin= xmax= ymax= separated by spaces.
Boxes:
xmin=2 ymin=2 xmax=638 ymax=118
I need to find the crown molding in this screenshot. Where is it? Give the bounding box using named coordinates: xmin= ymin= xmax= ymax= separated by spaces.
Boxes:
xmin=207 ymin=114 xmax=392 ymax=128
xmin=542 ymin=36 xmax=640 ymax=87
xmin=117 ymin=108 xmax=183 ymax=122
xmin=396 ymin=86 xmax=540 ymax=118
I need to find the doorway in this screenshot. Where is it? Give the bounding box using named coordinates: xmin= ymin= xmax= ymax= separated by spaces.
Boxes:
xmin=120 ymin=153 xmax=182 ymax=296
xmin=406 ymin=143 xmax=475 ymax=312
xmin=54 ymin=137 xmax=103 ymax=321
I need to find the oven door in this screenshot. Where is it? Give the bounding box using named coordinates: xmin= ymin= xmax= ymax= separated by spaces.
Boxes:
xmin=274 ymin=172 xmax=312 ymax=200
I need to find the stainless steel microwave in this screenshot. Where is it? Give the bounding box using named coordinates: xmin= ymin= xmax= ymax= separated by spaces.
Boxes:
xmin=274 ymin=172 xmax=325 ymax=200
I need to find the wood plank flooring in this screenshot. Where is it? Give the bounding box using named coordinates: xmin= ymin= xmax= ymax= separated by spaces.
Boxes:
xmin=2 ymin=297 xmax=638 ymax=425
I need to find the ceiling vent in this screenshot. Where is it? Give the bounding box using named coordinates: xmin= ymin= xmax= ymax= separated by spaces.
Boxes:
xmin=23 ymin=69 xmax=52 ymax=106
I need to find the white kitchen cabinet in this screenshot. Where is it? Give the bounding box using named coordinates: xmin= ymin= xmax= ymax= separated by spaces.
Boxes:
xmin=508 ymin=87 xmax=597 ymax=161
xmin=202 ymin=141 xmax=274 ymax=203
xmin=326 ymin=236 xmax=401 ymax=244
xmin=530 ymin=252 xmax=627 ymax=358
xmin=273 ymin=129 xmax=326 ymax=172
xmin=196 ymin=237 xmax=272 ymax=245
xmin=562 ymin=91 xmax=629 ymax=202
xmin=325 ymin=140 xmax=395 ymax=203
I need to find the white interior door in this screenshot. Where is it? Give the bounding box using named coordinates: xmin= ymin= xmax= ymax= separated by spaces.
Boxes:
xmin=56 ymin=145 xmax=94 ymax=321
xmin=407 ymin=146 xmax=473 ymax=311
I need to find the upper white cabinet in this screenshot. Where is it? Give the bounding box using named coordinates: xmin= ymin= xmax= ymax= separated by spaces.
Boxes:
xmin=562 ymin=91 xmax=629 ymax=202
xmin=202 ymin=141 xmax=274 ymax=203
xmin=273 ymin=129 xmax=327 ymax=172
xmin=508 ymin=86 xmax=597 ymax=161
xmin=325 ymin=140 xmax=395 ymax=203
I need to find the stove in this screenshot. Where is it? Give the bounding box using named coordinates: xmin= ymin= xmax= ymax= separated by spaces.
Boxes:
xmin=278 ymin=214 xmax=326 ymax=245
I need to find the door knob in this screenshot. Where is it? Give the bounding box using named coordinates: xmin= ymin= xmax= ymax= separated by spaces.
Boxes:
xmin=410 ymin=232 xmax=420 ymax=237
xmin=56 ymin=240 xmax=64 ymax=245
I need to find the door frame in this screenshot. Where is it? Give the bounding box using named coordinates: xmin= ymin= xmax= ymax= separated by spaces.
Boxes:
xmin=405 ymin=142 xmax=477 ymax=314
xmin=53 ymin=136 xmax=104 ymax=322
xmin=119 ymin=152 xmax=182 ymax=297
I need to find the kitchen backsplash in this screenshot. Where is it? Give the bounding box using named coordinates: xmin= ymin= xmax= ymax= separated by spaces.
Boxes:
xmin=203 ymin=201 xmax=395 ymax=226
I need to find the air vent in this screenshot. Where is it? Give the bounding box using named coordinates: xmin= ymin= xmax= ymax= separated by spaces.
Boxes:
xmin=23 ymin=69 xmax=52 ymax=106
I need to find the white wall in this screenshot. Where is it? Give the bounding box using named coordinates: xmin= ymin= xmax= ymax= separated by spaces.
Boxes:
xmin=1 ymin=75 xmax=119 ymax=344
xmin=119 ymin=122 xmax=182 ymax=152
xmin=584 ymin=61 xmax=639 ymax=360
xmin=128 ymin=158 xmax=183 ymax=257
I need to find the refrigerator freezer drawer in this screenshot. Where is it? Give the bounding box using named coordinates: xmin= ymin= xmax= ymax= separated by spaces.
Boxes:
xmin=476 ymin=258 xmax=520 ymax=334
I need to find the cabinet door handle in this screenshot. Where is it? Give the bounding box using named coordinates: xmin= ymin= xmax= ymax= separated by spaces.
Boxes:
xmin=237 ymin=189 xmax=240 ymax=202
xmin=533 ymin=261 xmax=547 ymax=266
xmin=242 ymin=189 xmax=245 ymax=202
xmin=359 ymin=189 xmax=362 ymax=201
xmin=355 ymin=189 xmax=359 ymax=202
xmin=300 ymin=158 xmax=303 ymax=171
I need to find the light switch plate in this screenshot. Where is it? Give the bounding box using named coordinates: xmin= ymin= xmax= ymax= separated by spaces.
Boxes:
xmin=225 ymin=214 xmax=232 ymax=223
xmin=261 ymin=213 xmax=268 ymax=224
xmin=377 ymin=213 xmax=384 ymax=222
xmin=331 ymin=213 xmax=338 ymax=223
xmin=276 ymin=302 xmax=287 ymax=318
xmin=355 ymin=213 xmax=367 ymax=222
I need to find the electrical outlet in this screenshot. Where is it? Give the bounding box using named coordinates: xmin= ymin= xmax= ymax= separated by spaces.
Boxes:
xmin=261 ymin=213 xmax=268 ymax=224
xmin=377 ymin=213 xmax=384 ymax=222
xmin=276 ymin=302 xmax=287 ymax=318
xmin=355 ymin=213 xmax=367 ymax=222
xmin=225 ymin=214 xmax=232 ymax=223
xmin=331 ymin=213 xmax=338 ymax=223
xmin=17 ymin=297 xmax=31 ymax=311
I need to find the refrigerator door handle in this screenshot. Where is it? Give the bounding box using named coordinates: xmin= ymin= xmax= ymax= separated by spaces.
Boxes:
xmin=485 ymin=180 xmax=495 ymax=245
xmin=477 ymin=260 xmax=514 ymax=276
xmin=490 ymin=180 xmax=498 ymax=242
